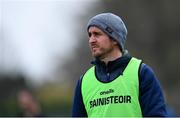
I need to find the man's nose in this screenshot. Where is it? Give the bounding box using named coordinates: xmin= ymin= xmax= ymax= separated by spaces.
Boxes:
xmin=89 ymin=35 xmax=96 ymax=43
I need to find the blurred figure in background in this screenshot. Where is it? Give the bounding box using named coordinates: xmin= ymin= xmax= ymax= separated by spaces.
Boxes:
xmin=17 ymin=89 xmax=44 ymax=117
xmin=72 ymin=13 xmax=170 ymax=117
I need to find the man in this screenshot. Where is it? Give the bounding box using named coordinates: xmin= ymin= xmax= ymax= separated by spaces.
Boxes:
xmin=72 ymin=13 xmax=169 ymax=117
xmin=17 ymin=89 xmax=44 ymax=117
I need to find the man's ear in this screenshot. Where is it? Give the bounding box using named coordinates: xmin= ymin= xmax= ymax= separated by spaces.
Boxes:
xmin=109 ymin=36 xmax=118 ymax=45
xmin=112 ymin=40 xmax=118 ymax=45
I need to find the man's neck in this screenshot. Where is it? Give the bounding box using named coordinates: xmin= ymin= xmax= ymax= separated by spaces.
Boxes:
xmin=101 ymin=50 xmax=122 ymax=65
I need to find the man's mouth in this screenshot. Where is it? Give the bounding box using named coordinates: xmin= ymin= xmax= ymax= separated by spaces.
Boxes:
xmin=91 ymin=44 xmax=98 ymax=49
xmin=91 ymin=46 xmax=98 ymax=51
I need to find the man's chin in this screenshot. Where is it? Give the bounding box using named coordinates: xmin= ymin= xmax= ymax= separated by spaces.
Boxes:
xmin=92 ymin=53 xmax=101 ymax=58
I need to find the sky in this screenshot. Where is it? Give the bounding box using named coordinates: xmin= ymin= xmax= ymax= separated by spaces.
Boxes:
xmin=0 ymin=0 xmax=100 ymax=83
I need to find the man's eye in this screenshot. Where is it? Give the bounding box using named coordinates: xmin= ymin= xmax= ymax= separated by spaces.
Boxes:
xmin=88 ymin=32 xmax=92 ymax=37
xmin=94 ymin=32 xmax=101 ymax=36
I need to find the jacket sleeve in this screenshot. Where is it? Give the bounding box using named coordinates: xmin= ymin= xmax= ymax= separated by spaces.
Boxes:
xmin=72 ymin=77 xmax=87 ymax=117
xmin=139 ymin=63 xmax=169 ymax=117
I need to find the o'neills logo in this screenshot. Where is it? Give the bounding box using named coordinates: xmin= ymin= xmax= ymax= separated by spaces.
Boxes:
xmin=100 ymin=89 xmax=114 ymax=95
xmin=89 ymin=89 xmax=131 ymax=108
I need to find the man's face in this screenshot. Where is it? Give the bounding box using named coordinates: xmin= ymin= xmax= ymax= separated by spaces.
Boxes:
xmin=88 ymin=26 xmax=116 ymax=59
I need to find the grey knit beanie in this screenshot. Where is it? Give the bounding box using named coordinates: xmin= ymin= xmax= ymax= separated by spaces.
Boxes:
xmin=87 ymin=13 xmax=128 ymax=51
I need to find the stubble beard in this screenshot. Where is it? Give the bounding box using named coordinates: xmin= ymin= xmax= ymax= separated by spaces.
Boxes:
xmin=91 ymin=46 xmax=114 ymax=60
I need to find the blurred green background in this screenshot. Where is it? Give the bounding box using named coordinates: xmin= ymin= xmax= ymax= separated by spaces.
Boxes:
xmin=0 ymin=0 xmax=180 ymax=116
